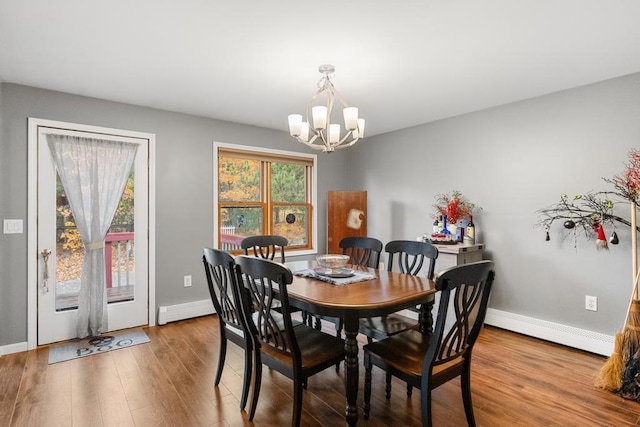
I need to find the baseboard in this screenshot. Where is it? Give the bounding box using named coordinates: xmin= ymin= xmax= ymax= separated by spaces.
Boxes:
xmin=0 ymin=341 xmax=28 ymax=356
xmin=157 ymin=299 xmax=215 ymax=325
xmin=484 ymin=308 xmax=614 ymax=356
xmin=5 ymin=302 xmax=609 ymax=357
xmin=398 ymin=307 xmax=614 ymax=356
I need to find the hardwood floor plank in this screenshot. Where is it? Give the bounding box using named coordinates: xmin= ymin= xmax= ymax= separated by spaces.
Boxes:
xmin=6 ymin=316 xmax=640 ymax=426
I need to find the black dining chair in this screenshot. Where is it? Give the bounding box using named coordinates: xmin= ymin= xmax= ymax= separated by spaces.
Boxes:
xmin=232 ymin=255 xmax=346 ymax=426
xmin=360 ymin=239 xmax=439 ymax=341
xmin=326 ymin=236 xmax=384 ymax=339
xmin=363 ymin=260 xmax=495 ymax=427
xmin=240 ymin=234 xmax=310 ymax=321
xmin=241 ymin=235 xmax=288 ymax=263
xmin=339 ymin=236 xmax=383 ymax=269
xmin=359 ymin=239 xmax=439 ymax=397
xmin=202 ymin=247 xmax=252 ymax=410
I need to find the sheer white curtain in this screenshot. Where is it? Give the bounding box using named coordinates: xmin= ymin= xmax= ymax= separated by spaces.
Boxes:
xmin=47 ymin=134 xmax=138 ymax=338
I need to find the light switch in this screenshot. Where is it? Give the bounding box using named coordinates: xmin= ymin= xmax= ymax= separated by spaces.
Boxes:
xmin=3 ymin=219 xmax=24 ymax=234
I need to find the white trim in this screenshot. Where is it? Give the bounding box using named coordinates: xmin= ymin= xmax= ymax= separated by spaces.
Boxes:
xmin=157 ymin=299 xmax=214 ymax=325
xmin=148 ymin=136 xmax=156 ymax=327
xmin=27 ymin=118 xmax=157 ymax=349
xmin=213 ymin=141 xmax=318 ymax=256
xmin=484 ymin=308 xmax=615 ymax=356
xmin=396 ymin=306 xmax=615 ymax=356
xmin=0 ymin=341 xmax=28 ymax=356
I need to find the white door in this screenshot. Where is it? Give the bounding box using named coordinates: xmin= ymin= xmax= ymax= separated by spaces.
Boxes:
xmin=34 ymin=121 xmax=151 ymax=345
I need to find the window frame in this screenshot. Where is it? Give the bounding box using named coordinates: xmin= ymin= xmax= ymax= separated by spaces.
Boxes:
xmin=213 ymin=141 xmax=318 ymax=256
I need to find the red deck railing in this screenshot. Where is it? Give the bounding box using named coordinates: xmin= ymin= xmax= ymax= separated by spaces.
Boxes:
xmin=105 ymin=232 xmax=134 ymax=288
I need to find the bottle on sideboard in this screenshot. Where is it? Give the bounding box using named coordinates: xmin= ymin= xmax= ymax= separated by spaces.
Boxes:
xmin=465 ymin=215 xmax=475 ymax=245
xmin=433 ymin=216 xmax=440 ymax=234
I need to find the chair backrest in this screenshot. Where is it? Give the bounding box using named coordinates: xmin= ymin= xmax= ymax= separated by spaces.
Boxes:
xmin=384 ymin=240 xmax=439 ymax=279
xmin=339 ymin=236 xmax=383 ymax=268
xmin=424 ymin=260 xmax=495 ymax=378
xmin=233 ymin=255 xmax=300 ymax=361
xmin=241 ymin=235 xmax=288 ymax=263
xmin=202 ymin=247 xmax=244 ymax=331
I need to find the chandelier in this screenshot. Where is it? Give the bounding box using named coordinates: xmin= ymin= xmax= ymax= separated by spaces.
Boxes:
xmin=288 ymin=65 xmax=365 ymax=153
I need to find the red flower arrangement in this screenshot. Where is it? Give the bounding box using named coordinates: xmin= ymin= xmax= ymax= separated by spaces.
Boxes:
xmin=607 ymin=148 xmax=640 ymax=205
xmin=433 ymin=190 xmax=479 ymax=224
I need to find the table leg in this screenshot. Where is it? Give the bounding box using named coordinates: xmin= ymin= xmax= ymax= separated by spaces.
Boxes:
xmin=418 ymin=298 xmax=435 ymax=335
xmin=343 ymin=314 xmax=359 ymax=426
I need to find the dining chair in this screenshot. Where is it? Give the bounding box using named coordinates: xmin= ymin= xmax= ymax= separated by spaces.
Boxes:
xmin=359 ymin=240 xmax=439 ymax=341
xmin=202 ymin=247 xmax=252 ymax=410
xmin=240 ymin=234 xmax=310 ymax=322
xmin=327 ymin=236 xmax=384 ymax=340
xmin=240 ymin=234 xmax=288 ymax=263
xmin=339 ymin=236 xmax=383 ymax=269
xmin=358 ymin=239 xmax=439 ymax=397
xmin=363 ymin=260 xmax=495 ymax=427
xmin=232 ymin=255 xmax=346 ymax=426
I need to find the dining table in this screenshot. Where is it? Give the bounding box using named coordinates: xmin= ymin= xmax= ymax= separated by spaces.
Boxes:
xmin=285 ymin=260 xmax=436 ymax=427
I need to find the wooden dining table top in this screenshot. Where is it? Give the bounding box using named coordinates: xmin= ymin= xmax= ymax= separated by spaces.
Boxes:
xmin=285 ymin=260 xmax=436 ymax=316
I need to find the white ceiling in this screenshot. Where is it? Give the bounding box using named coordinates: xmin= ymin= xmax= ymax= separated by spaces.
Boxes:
xmin=1 ymin=1 xmax=640 ymax=137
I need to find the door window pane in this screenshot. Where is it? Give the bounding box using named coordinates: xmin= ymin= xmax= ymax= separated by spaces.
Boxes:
xmin=55 ymin=167 xmax=135 ymax=311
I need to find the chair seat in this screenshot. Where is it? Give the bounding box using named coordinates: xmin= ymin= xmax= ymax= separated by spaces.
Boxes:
xmin=296 ymin=324 xmax=345 ymax=370
xmin=364 ymin=328 xmax=430 ymax=377
xmin=359 ymin=314 xmax=419 ymax=341
xmin=260 ymin=324 xmax=345 ymax=371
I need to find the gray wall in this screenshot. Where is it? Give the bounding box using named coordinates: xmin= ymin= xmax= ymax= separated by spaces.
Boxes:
xmin=348 ymin=72 xmax=640 ymax=335
xmin=2 ymin=72 xmax=639 ymax=348
xmin=0 ymin=83 xmax=349 ymax=346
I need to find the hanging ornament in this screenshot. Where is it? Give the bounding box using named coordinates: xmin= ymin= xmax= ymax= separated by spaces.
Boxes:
xmin=610 ymin=231 xmax=619 ymax=244
xmin=545 ymin=229 xmax=550 ymax=241
xmin=596 ymin=223 xmax=609 ymax=250
xmin=563 ymin=220 xmax=576 ymax=229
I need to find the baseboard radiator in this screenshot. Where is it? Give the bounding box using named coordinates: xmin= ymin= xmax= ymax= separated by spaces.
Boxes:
xmin=154 ymin=300 xmax=614 ymax=355
xmin=393 ymin=306 xmax=616 ymax=357
xmin=484 ymin=308 xmax=614 ymax=356
xmin=157 ymin=299 xmax=215 ymax=325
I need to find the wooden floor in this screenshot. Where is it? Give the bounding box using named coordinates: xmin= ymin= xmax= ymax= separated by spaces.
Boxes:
xmin=1 ymin=315 xmax=639 ymax=426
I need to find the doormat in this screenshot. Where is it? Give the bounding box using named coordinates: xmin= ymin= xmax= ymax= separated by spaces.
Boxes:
xmin=48 ymin=329 xmax=150 ymax=364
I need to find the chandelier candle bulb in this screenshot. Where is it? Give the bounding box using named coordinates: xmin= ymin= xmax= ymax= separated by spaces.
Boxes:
xmin=312 ymin=105 xmax=327 ymax=129
xmin=357 ymin=118 xmax=365 ymax=138
xmin=300 ymin=122 xmax=309 ymax=142
xmin=343 ymin=107 xmax=358 ymax=130
xmin=329 ymin=124 xmax=340 ymax=143
xmin=288 ymin=114 xmax=302 ymax=136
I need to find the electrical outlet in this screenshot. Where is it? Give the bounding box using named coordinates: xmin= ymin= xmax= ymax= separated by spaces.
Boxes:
xmin=585 ymin=295 xmax=597 ymax=311
xmin=184 ymin=275 xmax=192 ymax=287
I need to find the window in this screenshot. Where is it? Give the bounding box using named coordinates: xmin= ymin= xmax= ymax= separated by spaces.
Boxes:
xmin=214 ymin=142 xmax=317 ymax=255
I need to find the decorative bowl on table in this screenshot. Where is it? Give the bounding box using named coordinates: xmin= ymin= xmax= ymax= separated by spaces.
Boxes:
xmin=316 ymin=254 xmax=351 ymax=274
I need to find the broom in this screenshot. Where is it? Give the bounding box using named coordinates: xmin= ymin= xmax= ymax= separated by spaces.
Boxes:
xmin=594 ymin=202 xmax=639 ymax=391
xmin=623 ymin=202 xmax=640 ymax=365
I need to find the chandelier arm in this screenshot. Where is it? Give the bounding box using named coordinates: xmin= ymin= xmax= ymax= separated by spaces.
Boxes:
xmin=333 ymin=138 xmax=359 ymax=150
xmin=327 ymin=80 xmax=351 ymax=108
xmin=297 ymin=138 xmax=326 ymax=151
